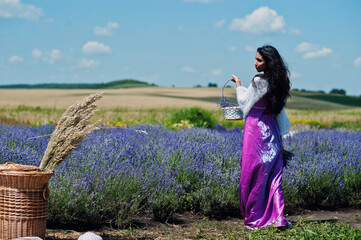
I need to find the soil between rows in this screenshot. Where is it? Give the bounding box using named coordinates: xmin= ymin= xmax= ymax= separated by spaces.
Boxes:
xmin=45 ymin=208 xmax=361 ymax=239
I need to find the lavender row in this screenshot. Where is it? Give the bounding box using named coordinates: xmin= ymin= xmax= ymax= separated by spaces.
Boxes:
xmin=0 ymin=124 xmax=360 ymax=227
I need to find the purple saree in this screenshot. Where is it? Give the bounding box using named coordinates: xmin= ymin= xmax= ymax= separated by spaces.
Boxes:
xmin=238 ymin=96 xmax=291 ymax=229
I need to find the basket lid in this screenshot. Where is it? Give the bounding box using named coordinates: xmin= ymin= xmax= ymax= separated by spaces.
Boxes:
xmin=0 ymin=162 xmax=40 ymax=172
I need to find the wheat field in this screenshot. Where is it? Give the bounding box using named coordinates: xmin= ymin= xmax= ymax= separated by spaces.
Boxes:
xmin=1 ymin=88 xmax=360 ymax=127
xmin=0 ymin=87 xmax=234 ymax=109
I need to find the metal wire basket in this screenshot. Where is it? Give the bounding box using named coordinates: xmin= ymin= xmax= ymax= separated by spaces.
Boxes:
xmin=219 ymin=79 xmax=243 ymax=120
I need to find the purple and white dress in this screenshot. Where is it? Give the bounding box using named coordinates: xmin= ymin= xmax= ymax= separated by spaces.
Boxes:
xmin=236 ymin=76 xmax=291 ymax=229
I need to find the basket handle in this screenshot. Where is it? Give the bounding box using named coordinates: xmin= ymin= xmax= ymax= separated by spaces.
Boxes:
xmin=221 ymin=79 xmax=234 ymax=98
xmin=43 ymin=184 xmax=50 ymax=201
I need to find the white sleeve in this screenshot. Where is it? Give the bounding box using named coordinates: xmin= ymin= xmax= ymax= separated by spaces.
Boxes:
xmin=236 ymin=77 xmax=268 ymax=118
xmin=276 ymin=107 xmax=291 ymax=135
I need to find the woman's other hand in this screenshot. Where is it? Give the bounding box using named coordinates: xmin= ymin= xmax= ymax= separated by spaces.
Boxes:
xmin=232 ymin=74 xmax=242 ymax=87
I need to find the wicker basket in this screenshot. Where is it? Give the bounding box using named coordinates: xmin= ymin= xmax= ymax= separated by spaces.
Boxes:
xmin=222 ymin=106 xmax=243 ymax=120
xmin=221 ymin=79 xmax=243 ymax=120
xmin=0 ymin=162 xmax=53 ymax=240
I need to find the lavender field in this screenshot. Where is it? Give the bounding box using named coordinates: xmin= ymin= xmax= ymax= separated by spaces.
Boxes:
xmin=0 ymin=123 xmax=360 ymax=229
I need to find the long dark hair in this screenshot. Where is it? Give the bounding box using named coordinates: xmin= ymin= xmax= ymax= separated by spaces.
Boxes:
xmin=257 ymin=45 xmax=290 ymax=115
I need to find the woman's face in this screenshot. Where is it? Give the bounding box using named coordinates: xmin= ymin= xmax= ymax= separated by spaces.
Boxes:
xmin=254 ymin=52 xmax=267 ymax=72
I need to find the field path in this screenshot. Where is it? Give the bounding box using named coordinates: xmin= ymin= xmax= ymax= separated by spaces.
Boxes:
xmin=46 ymin=209 xmax=361 ymax=239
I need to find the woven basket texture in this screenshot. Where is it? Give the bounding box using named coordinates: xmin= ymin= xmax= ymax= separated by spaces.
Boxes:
xmin=0 ymin=163 xmax=53 ymax=240
xmin=223 ymin=106 xmax=243 ymax=120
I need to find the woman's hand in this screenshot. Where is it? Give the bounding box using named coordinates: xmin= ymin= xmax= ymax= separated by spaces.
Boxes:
xmin=231 ymin=74 xmax=242 ymax=87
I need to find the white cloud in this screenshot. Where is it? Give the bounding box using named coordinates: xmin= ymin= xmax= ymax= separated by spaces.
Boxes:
xmin=48 ymin=49 xmax=61 ymax=63
xmin=32 ymin=48 xmax=42 ymax=58
xmin=201 ymin=68 xmax=223 ymax=77
xmin=177 ymin=25 xmax=185 ymax=31
xmin=245 ymin=45 xmax=255 ymax=52
xmin=181 ymin=66 xmax=197 ymax=73
xmin=230 ymin=6 xmax=285 ymax=34
xmin=41 ymin=49 xmax=61 ymax=64
xmin=303 ymin=48 xmax=332 ymax=59
xmin=296 ymin=42 xmax=333 ymax=59
xmin=31 ymin=48 xmax=61 ymax=64
xmin=295 ymin=42 xmax=319 ymax=52
xmin=214 ymin=19 xmax=225 ymax=28
xmin=290 ymin=72 xmax=301 ymax=78
xmin=82 ymin=41 xmax=111 ymax=55
xmin=93 ymin=21 xmax=119 ymax=36
xmin=8 ymin=55 xmax=24 ymax=63
xmin=228 ymin=46 xmax=236 ymax=52
xmin=78 ymin=58 xmax=100 ymax=68
xmin=354 ymin=57 xmax=361 ymax=67
xmin=211 ymin=68 xmax=222 ymax=76
xmin=44 ymin=18 xmax=54 ymax=23
xmin=0 ymin=0 xmax=43 ymax=20
xmin=289 ymin=27 xmax=301 ymax=35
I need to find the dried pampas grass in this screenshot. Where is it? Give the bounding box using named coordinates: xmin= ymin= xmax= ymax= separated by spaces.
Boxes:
xmin=39 ymin=91 xmax=104 ymax=172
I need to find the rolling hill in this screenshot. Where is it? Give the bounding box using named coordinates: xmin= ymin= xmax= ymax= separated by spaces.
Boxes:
xmin=0 ymin=79 xmax=156 ymax=89
xmin=287 ymin=91 xmax=361 ymax=110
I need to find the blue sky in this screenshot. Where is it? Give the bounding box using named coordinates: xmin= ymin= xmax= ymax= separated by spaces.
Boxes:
xmin=1 ymin=0 xmax=361 ymax=96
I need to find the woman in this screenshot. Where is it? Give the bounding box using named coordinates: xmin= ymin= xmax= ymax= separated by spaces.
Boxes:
xmin=232 ymin=45 xmax=292 ymax=229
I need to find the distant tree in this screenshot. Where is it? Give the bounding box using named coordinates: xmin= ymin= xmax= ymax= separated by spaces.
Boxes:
xmin=291 ymin=88 xmax=325 ymax=94
xmin=194 ymin=84 xmax=202 ymax=88
xmin=208 ymin=83 xmax=218 ymax=88
xmin=329 ymin=88 xmax=346 ymax=95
